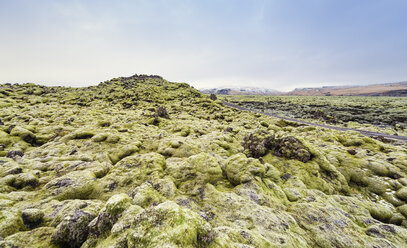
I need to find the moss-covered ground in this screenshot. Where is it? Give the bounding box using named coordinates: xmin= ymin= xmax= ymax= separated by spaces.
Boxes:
xmin=222 ymin=95 xmax=407 ymax=137
xmin=0 ymin=75 xmax=407 ymax=247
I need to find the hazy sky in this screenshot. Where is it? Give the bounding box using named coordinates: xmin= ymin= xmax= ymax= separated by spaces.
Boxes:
xmin=1 ymin=0 xmax=406 ymax=91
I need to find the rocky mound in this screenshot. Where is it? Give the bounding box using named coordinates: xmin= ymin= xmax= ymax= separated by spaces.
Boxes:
xmin=0 ymin=75 xmax=407 ymax=247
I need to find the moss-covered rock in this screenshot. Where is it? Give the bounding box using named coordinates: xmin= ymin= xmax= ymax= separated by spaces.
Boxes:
xmin=242 ymin=131 xmax=274 ymax=158
xmin=111 ymin=205 xmax=144 ymax=235
xmin=225 ymin=154 xmax=265 ymax=185
xmin=131 ymin=182 xmax=167 ymax=208
xmin=52 ymin=209 xmax=98 ymax=248
xmin=398 ymin=204 xmax=407 ymax=217
xmin=108 ymin=143 xmax=141 ymax=164
xmin=10 ymin=126 xmax=37 ymax=145
xmin=85 ymin=194 xmax=132 ymax=243
xmin=127 ymin=201 xmax=214 ymax=247
xmin=368 ymin=162 xmax=389 ymax=177
xmin=283 ymin=187 xmax=302 ymax=202
xmin=45 ymin=171 xmax=96 ymax=200
xmin=166 ymin=152 xmax=223 ymax=192
xmin=369 ymin=204 xmax=394 ymax=222
xmin=290 ymin=202 xmax=366 ymax=247
xmin=365 ymin=177 xmax=390 ymax=195
xmin=389 ymin=213 xmax=405 ymax=225
xmin=382 ymin=192 xmax=405 ymax=207
xmin=105 ymin=193 xmax=131 ymax=216
xmin=65 ymin=130 xmax=95 ymax=140
xmin=0 ymin=209 xmax=24 ymax=238
xmin=157 ymin=137 xmax=202 ymax=158
xmin=91 ymin=133 xmax=108 ymax=142
xmin=396 ymin=187 xmax=407 ymax=201
xmin=21 ymin=208 xmax=44 ymax=228
xmin=0 ymin=227 xmax=57 ymax=248
xmin=242 ymin=131 xmax=312 ymax=162
xmin=9 ymin=172 xmax=39 ymax=189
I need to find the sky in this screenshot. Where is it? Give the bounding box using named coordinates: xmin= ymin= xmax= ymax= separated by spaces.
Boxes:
xmin=0 ymin=0 xmax=406 ymax=91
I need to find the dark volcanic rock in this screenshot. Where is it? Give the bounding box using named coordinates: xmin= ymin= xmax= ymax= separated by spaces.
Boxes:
xmin=52 ymin=210 xmax=96 ymax=248
xmin=6 ymin=150 xmax=24 ymax=159
xmin=155 ymin=106 xmax=170 ymax=119
xmin=243 ymin=131 xmax=311 ymax=162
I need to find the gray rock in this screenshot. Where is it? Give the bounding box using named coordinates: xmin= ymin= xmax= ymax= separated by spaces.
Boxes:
xmin=52 ymin=210 xmax=96 ymax=248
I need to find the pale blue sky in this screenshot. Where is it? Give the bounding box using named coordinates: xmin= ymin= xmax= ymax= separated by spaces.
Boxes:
xmin=0 ymin=0 xmax=406 ymax=90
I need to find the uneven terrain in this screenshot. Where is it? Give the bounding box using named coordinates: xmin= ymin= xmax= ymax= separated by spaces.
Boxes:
xmin=1 ymin=75 xmax=407 ymax=247
xmin=223 ymin=95 xmax=407 ymax=137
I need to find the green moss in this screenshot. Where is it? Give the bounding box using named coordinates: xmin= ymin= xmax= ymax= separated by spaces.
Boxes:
xmin=368 ymin=204 xmax=394 ymax=222
xmin=97 ymin=120 xmax=111 ymax=127
xmin=396 ymin=187 xmax=407 ymax=201
xmin=9 ymin=126 xmax=37 ymax=145
xmin=91 ymin=133 xmax=108 ymax=142
xmin=132 ymin=183 xmax=167 ymax=208
xmin=67 ymin=130 xmax=96 ymax=140
xmin=389 ymin=213 xmax=405 ymax=225
xmin=368 ymin=162 xmax=389 ymax=176
xmin=0 ymin=130 xmax=12 ymax=147
xmin=108 ymin=143 xmax=141 ymax=164
xmin=225 ymin=154 xmax=265 ymax=186
xmin=365 ymin=177 xmax=390 ymax=195
xmin=21 ymin=208 xmax=44 ymax=227
xmin=166 ymin=152 xmax=223 ymax=193
xmin=264 ymin=163 xmax=281 ymax=182
xmin=382 ymin=192 xmax=405 ymax=207
xmin=127 ymin=201 xmax=214 ymax=247
xmin=398 ymin=204 xmax=407 ymax=217
xmin=10 ymin=173 xmax=39 ymax=189
xmin=0 ymin=209 xmax=25 ymax=238
xmin=45 ymin=171 xmax=96 ymax=200
xmin=283 ymin=188 xmax=302 ymax=202
xmin=41 ymin=200 xmax=103 ymax=228
xmin=157 ymin=137 xmax=201 ymax=158
xmin=105 ymin=134 xmax=120 ymax=143
xmin=110 ymin=205 xmax=144 ymax=235
xmin=105 ymin=152 xmax=166 ymax=190
xmin=1 ymin=227 xmax=57 ymax=247
xmin=105 ymin=193 xmax=131 ymax=216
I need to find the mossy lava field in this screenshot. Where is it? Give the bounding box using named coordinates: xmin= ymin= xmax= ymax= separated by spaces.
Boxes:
xmin=1 ymin=75 xmax=407 ymax=248
xmin=222 ymin=95 xmax=407 ymax=137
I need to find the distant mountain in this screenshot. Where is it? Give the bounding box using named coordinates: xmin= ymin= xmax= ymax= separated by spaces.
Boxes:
xmin=200 ymin=81 xmax=407 ymax=96
xmin=200 ymin=86 xmax=282 ymax=95
xmin=287 ymin=81 xmax=407 ymax=96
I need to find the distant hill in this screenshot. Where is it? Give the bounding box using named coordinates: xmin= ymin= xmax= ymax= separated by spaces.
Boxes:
xmin=287 ymin=81 xmax=407 ymax=96
xmin=200 ymin=82 xmax=407 ymax=96
xmin=200 ymin=86 xmax=282 ymax=95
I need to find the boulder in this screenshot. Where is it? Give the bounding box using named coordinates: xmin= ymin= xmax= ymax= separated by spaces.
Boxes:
xmin=45 ymin=171 xmax=96 ymax=200
xmin=166 ymin=152 xmax=223 ymax=192
xmin=127 ymin=201 xmax=214 ymax=247
xmin=0 ymin=209 xmax=24 ymax=238
xmin=52 ymin=209 xmax=97 ymax=248
xmin=396 ymin=187 xmax=407 ymax=201
xmin=225 ymin=154 xmax=265 ymax=185
xmin=21 ymin=208 xmax=44 ymax=228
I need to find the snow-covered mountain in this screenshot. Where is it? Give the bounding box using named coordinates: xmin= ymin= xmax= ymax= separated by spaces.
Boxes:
xmin=200 ymin=86 xmax=282 ymax=95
